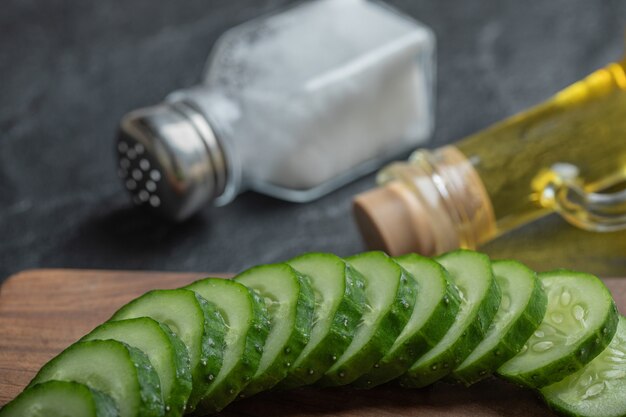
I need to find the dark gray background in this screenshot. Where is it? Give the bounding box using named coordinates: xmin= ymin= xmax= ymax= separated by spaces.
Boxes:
xmin=1 ymin=0 xmax=625 ymax=282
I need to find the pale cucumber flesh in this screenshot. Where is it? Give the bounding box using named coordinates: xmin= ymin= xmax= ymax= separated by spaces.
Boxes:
xmin=110 ymin=289 xmax=226 ymax=410
xmin=82 ymin=317 xmax=191 ymax=417
xmin=541 ymin=315 xmax=626 ymax=417
xmin=235 ymin=263 xmax=315 ymax=395
xmin=498 ymin=270 xmax=619 ymax=388
xmin=29 ymin=340 xmax=163 ymax=417
xmin=399 ymin=250 xmax=500 ymax=388
xmin=0 ymin=381 xmax=118 ymax=417
xmin=352 ymin=253 xmax=461 ymax=388
xmin=319 ymin=251 xmax=417 ymax=386
xmin=452 ymin=260 xmax=546 ymax=385
xmin=281 ymin=253 xmax=366 ymax=388
xmin=184 ymin=278 xmax=269 ymax=412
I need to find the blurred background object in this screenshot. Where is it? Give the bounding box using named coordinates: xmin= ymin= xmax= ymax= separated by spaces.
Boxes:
xmin=1 ymin=0 xmax=625 ymax=282
xmin=355 ymin=54 xmax=626 ymax=272
xmin=116 ymin=0 xmax=436 ymax=221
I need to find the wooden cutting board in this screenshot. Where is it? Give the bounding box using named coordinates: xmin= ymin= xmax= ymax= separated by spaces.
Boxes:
xmin=1 ymin=269 xmax=625 ymax=416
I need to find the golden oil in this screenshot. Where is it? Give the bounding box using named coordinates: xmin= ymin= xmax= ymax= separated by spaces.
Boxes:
xmin=456 ymin=61 xmax=626 ymax=235
xmin=355 ymin=59 xmax=626 ymax=276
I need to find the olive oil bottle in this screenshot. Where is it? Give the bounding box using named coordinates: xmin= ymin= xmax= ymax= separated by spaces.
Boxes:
xmin=354 ymin=56 xmax=626 ymax=276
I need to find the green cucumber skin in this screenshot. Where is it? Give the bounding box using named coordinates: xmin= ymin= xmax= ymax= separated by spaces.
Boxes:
xmin=399 ymin=251 xmax=501 ymax=388
xmin=30 ymin=340 xmax=164 ymax=417
xmin=453 ymin=262 xmax=547 ymax=386
xmin=280 ymin=259 xmax=368 ymax=388
xmin=125 ymin=344 xmax=164 ymax=417
xmin=0 ymin=381 xmax=119 ymax=417
xmin=498 ymin=270 xmax=619 ymax=388
xmin=353 ymin=255 xmax=462 ymax=388
xmin=235 ymin=286 xmax=272 ymax=396
xmin=156 ymin=323 xmax=193 ymax=416
xmin=90 ymin=387 xmax=121 ymax=417
xmin=110 ymin=290 xmax=226 ymax=411
xmin=318 ymin=254 xmax=418 ymax=386
xmin=234 ymin=285 xmax=272 ymax=392
xmin=194 ymin=295 xmax=227 ymax=407
xmin=238 ymin=266 xmax=316 ymax=396
xmin=416 ymin=270 xmax=463 ymax=347
xmin=187 ymin=279 xmax=271 ymax=414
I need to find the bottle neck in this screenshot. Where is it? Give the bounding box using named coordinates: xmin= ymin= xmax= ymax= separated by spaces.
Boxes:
xmin=353 ymin=145 xmax=496 ymax=256
xmin=405 ymin=146 xmax=497 ymax=250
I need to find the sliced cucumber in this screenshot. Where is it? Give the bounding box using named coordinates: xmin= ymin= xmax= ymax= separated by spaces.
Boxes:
xmin=498 ymin=270 xmax=619 ymax=388
xmin=184 ymin=278 xmax=270 ymax=412
xmin=279 ymin=253 xmax=367 ymax=388
xmin=110 ymin=289 xmax=226 ymax=410
xmin=8 ymin=249 xmax=626 ymax=417
xmin=452 ymin=260 xmax=547 ymax=385
xmin=541 ymin=315 xmax=626 ymax=417
xmin=0 ymin=380 xmax=118 ymax=417
xmin=29 ymin=340 xmax=163 ymax=417
xmin=318 ymin=251 xmax=417 ymax=386
xmin=352 ymin=253 xmax=462 ymax=388
xmin=399 ymin=250 xmax=501 ymax=388
xmin=235 ymin=263 xmax=315 ymax=396
xmin=82 ymin=317 xmax=192 ymax=417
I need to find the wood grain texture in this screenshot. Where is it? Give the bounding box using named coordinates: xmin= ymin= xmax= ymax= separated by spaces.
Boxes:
xmin=1 ymin=269 xmax=625 ymax=416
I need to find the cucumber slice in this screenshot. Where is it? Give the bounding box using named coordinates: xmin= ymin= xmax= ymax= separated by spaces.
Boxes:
xmin=235 ymin=263 xmax=315 ymax=396
xmin=0 ymin=380 xmax=118 ymax=417
xmin=280 ymin=253 xmax=367 ymax=388
xmin=399 ymin=250 xmax=501 ymax=388
xmin=452 ymin=260 xmax=547 ymax=385
xmin=110 ymin=289 xmax=226 ymax=410
xmin=541 ymin=315 xmax=626 ymax=417
xmin=29 ymin=340 xmax=163 ymax=417
xmin=82 ymin=317 xmax=192 ymax=417
xmin=184 ymin=278 xmax=270 ymax=412
xmin=498 ymin=270 xmax=619 ymax=388
xmin=318 ymin=251 xmax=417 ymax=386
xmin=352 ymin=253 xmax=462 ymax=388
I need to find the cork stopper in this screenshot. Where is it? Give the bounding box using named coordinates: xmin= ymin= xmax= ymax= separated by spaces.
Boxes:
xmin=353 ymin=181 xmax=435 ymax=256
xmin=353 ymin=146 xmax=496 ymax=257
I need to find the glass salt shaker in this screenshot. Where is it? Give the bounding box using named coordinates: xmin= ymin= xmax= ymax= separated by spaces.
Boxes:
xmin=116 ymin=0 xmax=436 ymax=220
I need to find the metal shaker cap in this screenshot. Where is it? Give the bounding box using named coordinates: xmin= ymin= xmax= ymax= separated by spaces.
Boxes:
xmin=116 ymin=101 xmax=227 ymax=221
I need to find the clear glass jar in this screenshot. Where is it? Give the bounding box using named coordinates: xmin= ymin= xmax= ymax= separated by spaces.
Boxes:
xmin=116 ymin=0 xmax=436 ymax=220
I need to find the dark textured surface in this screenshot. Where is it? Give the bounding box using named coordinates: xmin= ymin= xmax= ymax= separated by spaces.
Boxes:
xmin=1 ymin=0 xmax=625 ymax=282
